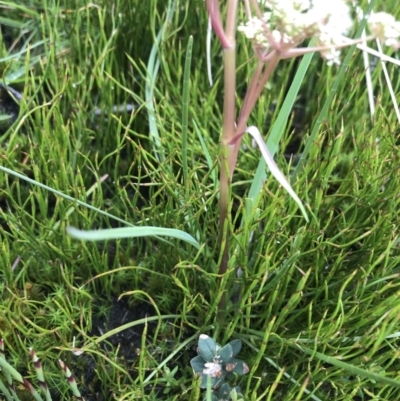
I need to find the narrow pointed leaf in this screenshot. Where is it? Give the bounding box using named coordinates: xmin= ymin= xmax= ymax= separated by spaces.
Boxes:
xmin=242 ymin=126 xmax=309 ymax=222
xmin=67 ymin=226 xmax=200 ymax=249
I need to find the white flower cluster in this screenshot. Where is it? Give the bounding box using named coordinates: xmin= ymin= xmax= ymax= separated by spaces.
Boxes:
xmin=238 ymin=0 xmax=400 ymax=65
xmin=202 ymin=361 xmax=222 ymax=377
xmin=368 ymin=12 xmax=400 ymax=48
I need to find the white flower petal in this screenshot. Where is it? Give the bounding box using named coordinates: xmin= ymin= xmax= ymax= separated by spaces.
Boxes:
xmin=203 ymin=362 xmax=222 ymax=377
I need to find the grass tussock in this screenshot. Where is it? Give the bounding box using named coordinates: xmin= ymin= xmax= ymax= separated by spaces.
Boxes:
xmin=0 ymin=0 xmax=400 ymax=400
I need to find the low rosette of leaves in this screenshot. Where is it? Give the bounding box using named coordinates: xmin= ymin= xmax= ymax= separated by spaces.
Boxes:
xmin=190 ymin=334 xmax=249 ymax=389
xmin=207 ymin=383 xmax=244 ymax=401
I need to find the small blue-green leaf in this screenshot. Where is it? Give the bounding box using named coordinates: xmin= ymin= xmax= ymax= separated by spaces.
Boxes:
xmin=224 ymin=358 xmax=249 ymax=376
xmin=190 ymin=355 xmax=206 ymax=374
xmin=218 ymin=343 xmax=233 ymax=363
xmin=67 ymin=226 xmax=200 ymax=249
xmin=228 ymin=339 xmax=242 ymax=358
xmin=218 ymin=383 xmax=232 ymax=398
xmin=198 ymin=334 xmax=218 ymax=362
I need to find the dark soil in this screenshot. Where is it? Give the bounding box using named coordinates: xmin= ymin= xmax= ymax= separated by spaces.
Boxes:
xmin=75 ymin=297 xmax=157 ymax=400
xmin=0 ymin=83 xmax=20 ymax=132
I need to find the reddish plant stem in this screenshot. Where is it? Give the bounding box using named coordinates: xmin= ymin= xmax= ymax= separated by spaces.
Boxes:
xmin=217 ymin=0 xmax=238 ymax=318
xmin=229 ymin=55 xmax=280 ymax=174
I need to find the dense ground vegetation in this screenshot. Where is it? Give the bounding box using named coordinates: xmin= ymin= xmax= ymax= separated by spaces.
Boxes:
xmin=0 ymin=0 xmax=400 ymax=400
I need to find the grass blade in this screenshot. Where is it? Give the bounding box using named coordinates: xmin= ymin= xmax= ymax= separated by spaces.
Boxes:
xmin=242 ymin=46 xmax=314 ymax=221
xmin=182 ymin=35 xmax=193 ymax=197
xmin=67 ymin=226 xmax=200 ymax=249
xmin=193 ymin=119 xmax=217 ymax=187
xmin=0 ymin=166 xmax=133 ymax=227
xmin=295 ymin=344 xmax=400 ymax=388
xmin=244 ymin=125 xmax=308 ymax=221
xmin=146 ymin=0 xmax=178 ymax=161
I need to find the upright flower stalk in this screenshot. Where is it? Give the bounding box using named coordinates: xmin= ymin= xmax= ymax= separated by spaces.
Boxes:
xmin=206 ymin=0 xmax=238 ymax=288
xmin=206 ymin=0 xmax=400 ymax=315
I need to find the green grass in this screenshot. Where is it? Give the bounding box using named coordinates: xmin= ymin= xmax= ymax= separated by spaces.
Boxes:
xmin=1 ymin=0 xmax=400 ymax=400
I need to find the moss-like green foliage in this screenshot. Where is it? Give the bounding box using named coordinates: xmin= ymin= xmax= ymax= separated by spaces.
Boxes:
xmin=1 ymin=0 xmax=400 ymax=400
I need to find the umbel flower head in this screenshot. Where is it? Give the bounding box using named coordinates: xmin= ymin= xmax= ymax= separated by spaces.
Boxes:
xmin=238 ymin=0 xmax=400 ymax=65
xmin=368 ymin=12 xmax=400 ymax=48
